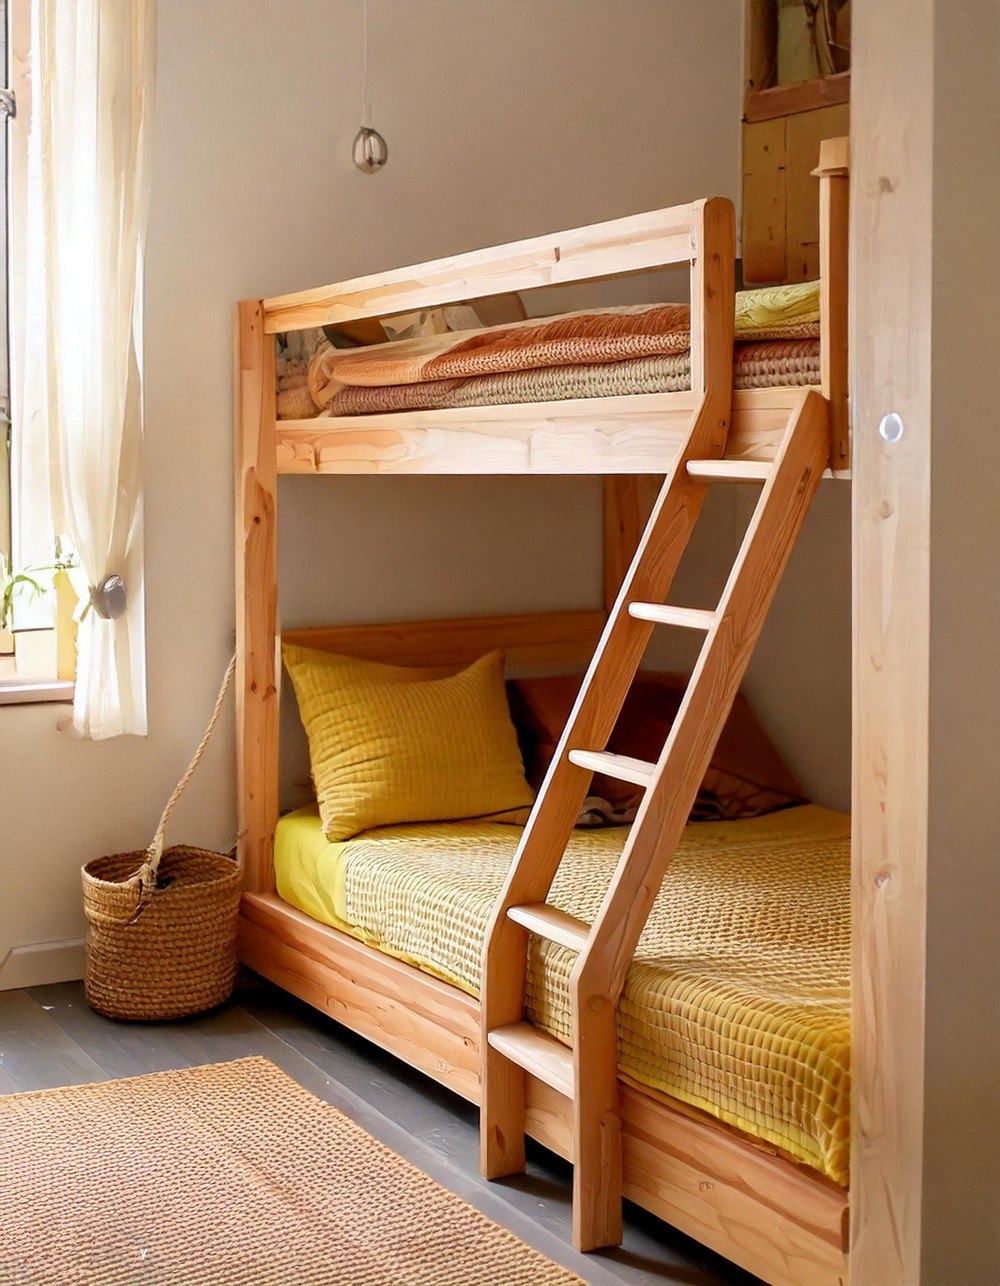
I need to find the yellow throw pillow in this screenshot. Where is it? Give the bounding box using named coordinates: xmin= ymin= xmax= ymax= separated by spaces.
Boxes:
xmin=281 ymin=645 xmax=534 ymax=841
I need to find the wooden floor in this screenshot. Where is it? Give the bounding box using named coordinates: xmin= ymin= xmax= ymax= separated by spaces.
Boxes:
xmin=1 ymin=974 xmax=763 ymax=1286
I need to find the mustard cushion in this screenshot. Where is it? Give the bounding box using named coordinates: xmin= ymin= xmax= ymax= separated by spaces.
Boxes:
xmin=282 ymin=645 xmax=534 ymax=840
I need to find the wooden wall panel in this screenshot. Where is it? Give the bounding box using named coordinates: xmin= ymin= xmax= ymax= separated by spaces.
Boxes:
xmin=850 ymin=1 xmax=932 ymax=1281
xmin=742 ymin=118 xmax=787 ymax=285
xmin=785 ymin=104 xmax=850 ymax=282
xmin=743 ymin=103 xmax=849 ymax=285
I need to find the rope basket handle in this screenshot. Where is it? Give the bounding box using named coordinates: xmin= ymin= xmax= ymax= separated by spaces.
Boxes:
xmin=136 ymin=652 xmax=237 ymax=895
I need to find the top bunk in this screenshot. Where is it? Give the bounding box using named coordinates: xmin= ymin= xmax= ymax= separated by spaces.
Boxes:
xmin=238 ymin=137 xmax=849 ymax=479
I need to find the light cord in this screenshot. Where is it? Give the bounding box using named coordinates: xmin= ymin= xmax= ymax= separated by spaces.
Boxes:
xmin=362 ymin=0 xmax=371 ymax=127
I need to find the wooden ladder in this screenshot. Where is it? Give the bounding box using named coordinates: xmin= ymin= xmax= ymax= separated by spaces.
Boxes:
xmin=479 ymin=386 xmax=831 ymax=1252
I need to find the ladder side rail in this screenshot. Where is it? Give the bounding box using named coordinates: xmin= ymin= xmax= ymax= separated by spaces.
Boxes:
xmin=565 ymin=196 xmax=737 ymax=1250
xmin=479 ymin=394 xmax=719 ymax=1184
xmin=568 ymin=390 xmax=829 ymax=1249
xmin=480 ymin=198 xmax=735 ymax=1194
xmin=573 ymin=390 xmax=831 ymax=1016
xmin=482 ymin=197 xmax=736 ymax=933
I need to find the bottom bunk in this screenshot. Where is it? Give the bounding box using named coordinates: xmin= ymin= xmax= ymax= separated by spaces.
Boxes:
xmin=238 ymin=888 xmax=848 ymax=1286
xmin=238 ymin=799 xmax=851 ymax=1286
xmin=275 ymin=804 xmax=850 ymax=1187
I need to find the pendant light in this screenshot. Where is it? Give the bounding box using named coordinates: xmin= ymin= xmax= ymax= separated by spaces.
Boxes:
xmin=353 ymin=0 xmax=388 ymax=173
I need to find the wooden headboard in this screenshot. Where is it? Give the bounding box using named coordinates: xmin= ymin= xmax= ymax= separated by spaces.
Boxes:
xmin=282 ymin=609 xmax=605 ymax=672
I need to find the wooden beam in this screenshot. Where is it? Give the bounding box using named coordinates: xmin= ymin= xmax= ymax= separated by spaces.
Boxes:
xmin=274 ymin=387 xmax=825 ymax=478
xmin=235 ymin=301 xmax=279 ymax=895
xmin=602 ymin=476 xmax=662 ymax=613
xmin=815 ymin=137 xmax=850 ymax=474
xmin=282 ymin=610 xmax=606 ymax=672
xmin=262 ymin=203 xmax=704 ymax=334
xmin=850 ymin=1 xmax=932 ymax=1280
xmin=744 ymin=71 xmax=851 ymax=124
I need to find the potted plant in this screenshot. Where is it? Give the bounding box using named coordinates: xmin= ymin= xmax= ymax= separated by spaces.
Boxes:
xmin=0 ymin=552 xmax=50 ymax=655
xmin=0 ymin=546 xmax=79 ymax=667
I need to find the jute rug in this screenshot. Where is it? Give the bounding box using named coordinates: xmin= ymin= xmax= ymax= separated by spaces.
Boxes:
xmin=0 ymin=1056 xmax=584 ymax=1285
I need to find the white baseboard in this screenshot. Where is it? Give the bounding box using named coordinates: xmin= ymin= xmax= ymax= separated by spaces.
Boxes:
xmin=0 ymin=937 xmax=86 ymax=990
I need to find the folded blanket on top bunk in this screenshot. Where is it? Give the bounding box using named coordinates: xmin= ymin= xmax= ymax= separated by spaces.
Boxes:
xmin=274 ymin=802 xmax=851 ymax=1187
xmin=275 ymin=279 xmax=822 ymax=419
xmin=318 ymin=341 xmax=820 ymax=418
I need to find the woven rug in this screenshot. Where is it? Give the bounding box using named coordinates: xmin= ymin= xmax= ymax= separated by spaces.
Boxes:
xmin=0 ymin=1057 xmax=583 ymax=1285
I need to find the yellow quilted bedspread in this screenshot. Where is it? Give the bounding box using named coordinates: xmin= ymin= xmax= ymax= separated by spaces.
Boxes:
xmin=274 ymin=804 xmax=851 ymax=1185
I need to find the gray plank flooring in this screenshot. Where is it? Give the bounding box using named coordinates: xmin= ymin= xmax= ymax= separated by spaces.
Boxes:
xmin=1 ymin=975 xmax=764 ymax=1286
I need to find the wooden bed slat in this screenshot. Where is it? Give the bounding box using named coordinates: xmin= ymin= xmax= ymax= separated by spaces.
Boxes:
xmin=263 ymin=202 xmax=702 ymax=334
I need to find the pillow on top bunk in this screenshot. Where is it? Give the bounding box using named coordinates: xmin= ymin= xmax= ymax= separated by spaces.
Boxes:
xmin=282 ymin=643 xmax=534 ymax=841
xmin=506 ymin=672 xmax=806 ymax=823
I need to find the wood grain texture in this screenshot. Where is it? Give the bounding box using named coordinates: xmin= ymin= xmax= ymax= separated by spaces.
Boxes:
xmin=237 ymin=894 xmax=847 ymax=1285
xmin=785 ymin=105 xmax=850 ymax=284
xmin=281 ymin=610 xmax=605 ymax=671
xmin=274 ymin=390 xmax=815 ymax=477
xmin=235 ymin=301 xmax=279 ymax=894
xmin=744 ymin=72 xmax=850 ymax=124
xmin=743 ymin=105 xmax=849 ymax=289
xmin=263 ymin=204 xmax=703 ymax=334
xmin=816 ymin=138 xmax=850 ymax=474
xmin=849 ymin=0 xmax=932 ymax=1281
xmin=575 ymin=389 xmax=829 ymax=1014
xmin=602 ymin=476 xmax=662 ymax=613
xmin=480 ymin=196 xmax=736 ymax=1251
xmin=742 ymin=117 xmax=787 ymax=284
xmin=238 ymin=893 xmax=482 ymax=1101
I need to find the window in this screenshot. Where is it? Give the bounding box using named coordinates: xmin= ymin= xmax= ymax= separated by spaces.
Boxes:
xmin=0 ymin=0 xmax=75 ymax=703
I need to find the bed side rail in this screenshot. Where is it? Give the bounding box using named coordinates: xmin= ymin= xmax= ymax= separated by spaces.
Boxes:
xmin=260 ymin=200 xmax=736 ymax=406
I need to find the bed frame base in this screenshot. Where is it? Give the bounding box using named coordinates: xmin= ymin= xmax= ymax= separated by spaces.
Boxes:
xmin=239 ymin=891 xmax=848 ymax=1286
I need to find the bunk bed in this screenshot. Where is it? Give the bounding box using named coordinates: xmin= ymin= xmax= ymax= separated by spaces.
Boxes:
xmin=234 ymin=138 xmax=850 ymax=1286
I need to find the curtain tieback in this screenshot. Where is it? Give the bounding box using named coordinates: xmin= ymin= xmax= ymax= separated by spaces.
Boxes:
xmin=87 ymin=575 xmax=128 ymax=621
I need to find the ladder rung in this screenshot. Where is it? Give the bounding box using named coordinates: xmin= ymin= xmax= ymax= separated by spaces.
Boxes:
xmin=507 ymin=903 xmax=590 ymax=952
xmin=568 ymin=749 xmax=655 ymax=788
xmin=487 ymin=1023 xmax=575 ymax=1097
xmin=686 ymin=459 xmax=772 ymax=483
xmin=628 ymin=602 xmax=716 ymax=631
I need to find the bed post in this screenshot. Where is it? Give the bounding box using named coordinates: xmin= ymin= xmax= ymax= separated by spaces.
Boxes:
xmin=235 ymin=300 xmax=279 ymax=895
xmin=600 ymin=189 xmax=736 ymax=614
xmin=601 ymin=476 xmax=662 ymax=615
xmin=815 ymin=137 xmax=849 ymax=475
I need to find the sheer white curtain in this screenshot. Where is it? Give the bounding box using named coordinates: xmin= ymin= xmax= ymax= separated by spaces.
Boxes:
xmin=20 ymin=0 xmax=156 ymax=737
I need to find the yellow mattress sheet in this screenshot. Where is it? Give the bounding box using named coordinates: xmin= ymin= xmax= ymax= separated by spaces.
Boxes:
xmin=274 ymin=804 xmax=851 ymax=1185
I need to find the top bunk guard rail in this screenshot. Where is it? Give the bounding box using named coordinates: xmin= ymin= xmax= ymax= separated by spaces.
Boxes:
xmin=257 ymin=141 xmax=852 ymax=480
xmin=262 ymin=199 xmax=731 ymax=354
xmin=263 ymin=198 xmax=740 ymax=477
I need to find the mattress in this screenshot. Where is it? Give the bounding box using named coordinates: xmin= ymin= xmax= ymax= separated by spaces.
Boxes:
xmin=274 ymin=804 xmax=851 ymax=1185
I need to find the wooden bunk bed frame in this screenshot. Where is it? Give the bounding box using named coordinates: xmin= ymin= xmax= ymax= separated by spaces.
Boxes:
xmin=235 ymin=138 xmax=850 ymax=1286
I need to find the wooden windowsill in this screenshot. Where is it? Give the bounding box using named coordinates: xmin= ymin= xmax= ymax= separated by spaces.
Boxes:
xmin=744 ymin=71 xmax=850 ymax=124
xmin=0 ymin=677 xmax=75 ymax=706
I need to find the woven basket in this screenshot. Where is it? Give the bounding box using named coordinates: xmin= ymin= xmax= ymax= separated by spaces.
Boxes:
xmin=82 ymin=656 xmax=242 ymax=1021
xmin=83 ymin=846 xmax=242 ymax=1021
